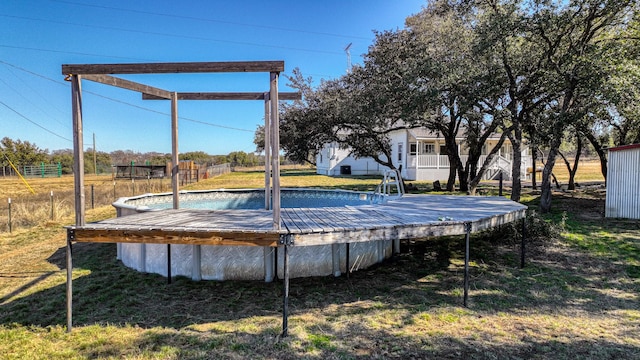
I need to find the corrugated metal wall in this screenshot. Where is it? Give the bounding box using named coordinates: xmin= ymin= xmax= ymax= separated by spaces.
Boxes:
xmin=606 ymin=146 xmax=640 ymax=219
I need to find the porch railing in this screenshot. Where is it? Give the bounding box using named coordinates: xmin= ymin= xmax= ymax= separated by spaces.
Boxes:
xmin=414 ymin=154 xmax=514 ymax=170
xmin=414 ymin=155 xmax=450 ymax=168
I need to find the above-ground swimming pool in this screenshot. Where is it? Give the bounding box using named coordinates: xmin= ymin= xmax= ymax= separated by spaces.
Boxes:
xmin=113 ymin=188 xmax=392 ymax=282
xmin=116 ymin=188 xmax=384 ymax=212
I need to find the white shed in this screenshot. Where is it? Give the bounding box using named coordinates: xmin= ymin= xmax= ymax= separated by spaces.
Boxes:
xmin=605 ymin=144 xmax=640 ymax=219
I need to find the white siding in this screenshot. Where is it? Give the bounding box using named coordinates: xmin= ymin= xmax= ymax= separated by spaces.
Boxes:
xmin=316 ymin=143 xmax=385 ymax=176
xmin=606 ymin=145 xmax=640 ymax=219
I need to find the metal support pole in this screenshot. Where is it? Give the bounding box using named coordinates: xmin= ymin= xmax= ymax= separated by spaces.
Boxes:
xmin=8 ymin=198 xmax=11 ymax=233
xmin=520 ymin=216 xmax=526 ymax=269
xmin=66 ymin=234 xmax=73 ymax=332
xmin=167 ymin=244 xmax=172 ymax=284
xmin=345 ymin=242 xmax=351 ymax=278
xmin=499 ymin=172 xmax=503 ymax=197
xmin=282 ymin=242 xmax=290 ymax=337
xmin=50 ymin=191 xmax=54 ymax=220
xmin=274 ymin=246 xmax=278 ymax=281
xmin=463 ymin=222 xmax=471 ymax=307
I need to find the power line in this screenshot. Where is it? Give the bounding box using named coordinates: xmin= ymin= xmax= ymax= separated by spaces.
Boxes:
xmin=49 ymin=0 xmax=371 ymax=41
xmin=0 ymin=60 xmax=256 ymax=133
xmin=0 ymin=44 xmax=153 ymax=61
xmin=0 ymin=64 xmax=69 ymax=129
xmin=1 ymin=14 xmax=344 ymax=56
xmin=0 ymin=99 xmax=72 ymax=142
xmin=84 ymin=90 xmax=255 ymax=133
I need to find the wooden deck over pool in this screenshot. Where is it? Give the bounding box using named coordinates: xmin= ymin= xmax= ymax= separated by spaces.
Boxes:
xmin=67 ymin=195 xmax=527 ymax=246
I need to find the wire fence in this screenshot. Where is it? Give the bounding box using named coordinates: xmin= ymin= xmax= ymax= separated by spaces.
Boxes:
xmin=21 ymin=163 xmax=63 ymax=178
xmin=1 ymin=165 xmax=232 ymax=233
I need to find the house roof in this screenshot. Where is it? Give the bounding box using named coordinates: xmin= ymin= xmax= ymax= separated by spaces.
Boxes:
xmin=408 ymin=128 xmax=504 ymax=141
xmin=408 ymin=128 xmax=444 ymax=140
xmin=608 ymin=144 xmax=640 ymax=152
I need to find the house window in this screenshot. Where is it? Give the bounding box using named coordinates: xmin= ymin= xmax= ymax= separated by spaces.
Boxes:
xmin=410 ymin=143 xmax=417 ymax=155
xmin=423 ymin=143 xmax=435 ymax=154
xmin=398 ymin=143 xmax=403 ymax=162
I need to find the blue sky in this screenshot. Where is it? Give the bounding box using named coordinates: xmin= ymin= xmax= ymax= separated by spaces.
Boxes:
xmin=1 ymin=0 xmax=424 ymax=155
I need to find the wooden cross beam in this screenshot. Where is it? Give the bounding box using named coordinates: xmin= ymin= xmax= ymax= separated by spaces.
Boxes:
xmin=83 ymin=74 xmax=172 ymax=99
xmin=62 ymin=61 xmax=285 ymax=75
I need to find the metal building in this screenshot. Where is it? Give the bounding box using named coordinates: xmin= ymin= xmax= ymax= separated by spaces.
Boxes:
xmin=605 ymin=144 xmax=640 ymax=219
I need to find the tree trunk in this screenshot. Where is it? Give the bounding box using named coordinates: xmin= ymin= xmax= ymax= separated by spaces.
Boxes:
xmin=442 ymin=128 xmax=466 ymax=191
xmin=446 ymin=163 xmax=457 ymax=192
xmin=510 ymin=124 xmax=522 ymax=202
xmin=457 ymin=163 xmax=470 ymax=194
xmin=531 ymin=144 xmax=538 ymax=190
xmin=540 ymin=140 xmax=562 ymax=213
xmin=559 ymin=137 xmax=582 ymax=191
xmin=583 ymin=131 xmax=608 ymax=183
xmin=447 ymin=138 xmax=469 ymax=191
xmin=469 ymin=131 xmax=510 ymax=195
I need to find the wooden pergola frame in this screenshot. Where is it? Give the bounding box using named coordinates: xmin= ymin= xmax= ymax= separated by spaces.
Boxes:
xmin=62 ymin=61 xmax=300 ymax=333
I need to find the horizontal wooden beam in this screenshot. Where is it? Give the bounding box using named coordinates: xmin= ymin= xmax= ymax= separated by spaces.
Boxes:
xmin=69 ymin=228 xmax=281 ymax=247
xmin=62 ymin=61 xmax=285 ymax=75
xmin=83 ymin=74 xmax=172 ymax=99
xmin=142 ymin=92 xmax=302 ymax=101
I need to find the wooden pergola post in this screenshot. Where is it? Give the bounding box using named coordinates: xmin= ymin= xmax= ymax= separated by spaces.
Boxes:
xmin=171 ymin=91 xmax=179 ymax=210
xmin=67 ymin=74 xmax=85 ymax=333
xmin=71 ymin=75 xmax=85 ymax=227
xmin=169 ymin=91 xmax=180 ymax=283
xmin=264 ymin=93 xmax=271 ymax=210
xmin=270 ymin=72 xmax=281 ymax=230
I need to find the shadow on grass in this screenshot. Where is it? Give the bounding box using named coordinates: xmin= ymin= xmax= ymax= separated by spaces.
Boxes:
xmin=2 ymin=241 xmax=459 ymax=330
xmin=2 ymin=225 xmax=637 ymax=328
xmin=125 ymin=322 xmax=638 ymax=359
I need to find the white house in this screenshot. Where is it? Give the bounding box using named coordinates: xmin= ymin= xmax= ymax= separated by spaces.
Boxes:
xmin=316 ymin=128 xmax=530 ymax=181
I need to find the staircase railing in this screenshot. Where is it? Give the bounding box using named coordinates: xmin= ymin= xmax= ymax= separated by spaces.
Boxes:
xmin=484 ymin=155 xmax=512 ymax=180
xmin=372 ymin=169 xmax=405 ymax=202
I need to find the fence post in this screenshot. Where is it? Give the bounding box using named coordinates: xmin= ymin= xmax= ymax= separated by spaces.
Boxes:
xmin=50 ymin=191 xmax=54 ymax=220
xmin=113 ymin=181 xmax=116 ymax=200
xmin=7 ymin=198 xmax=11 ymax=233
xmin=132 ymin=178 xmax=135 ymax=196
xmin=91 ymin=185 xmax=95 ymax=209
xmin=499 ymin=172 xmax=503 ymax=196
xmin=41 ymin=162 xmax=45 ymax=178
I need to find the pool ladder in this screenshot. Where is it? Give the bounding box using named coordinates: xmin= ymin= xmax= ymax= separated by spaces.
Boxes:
xmin=372 ymin=169 xmax=405 ymax=202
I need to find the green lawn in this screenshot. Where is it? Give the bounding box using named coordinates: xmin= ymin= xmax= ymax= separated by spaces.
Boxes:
xmin=0 ymin=171 xmax=638 ymax=359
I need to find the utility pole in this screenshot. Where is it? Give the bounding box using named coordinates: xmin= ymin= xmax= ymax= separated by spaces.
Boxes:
xmin=344 ymin=43 xmax=352 ymax=73
xmin=93 ymin=133 xmax=97 ymax=175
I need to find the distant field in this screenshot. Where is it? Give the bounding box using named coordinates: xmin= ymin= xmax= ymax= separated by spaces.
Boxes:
xmin=532 ymin=158 xmax=605 ymax=183
xmin=0 ymin=159 xmax=605 ymax=197
xmin=0 ymin=159 xmax=605 ymax=232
